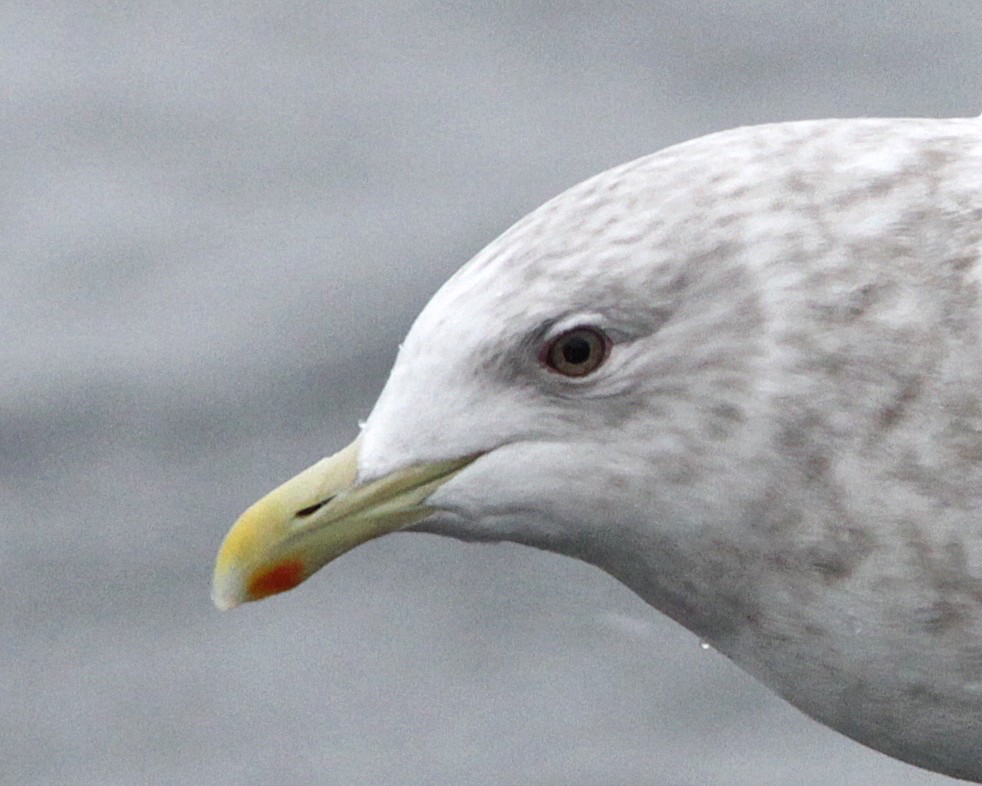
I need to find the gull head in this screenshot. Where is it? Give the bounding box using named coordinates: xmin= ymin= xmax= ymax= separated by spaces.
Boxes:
xmin=212 ymin=116 xmax=982 ymax=783
xmin=212 ymin=126 xmax=775 ymax=614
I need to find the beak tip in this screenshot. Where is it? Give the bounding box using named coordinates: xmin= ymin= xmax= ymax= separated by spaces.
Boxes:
xmin=211 ymin=575 xmax=243 ymax=611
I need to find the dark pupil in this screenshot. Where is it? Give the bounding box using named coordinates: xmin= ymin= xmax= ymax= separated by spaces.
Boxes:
xmin=561 ymin=335 xmax=592 ymax=365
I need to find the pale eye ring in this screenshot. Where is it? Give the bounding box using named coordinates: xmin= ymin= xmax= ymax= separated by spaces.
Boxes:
xmin=540 ymin=326 xmax=610 ymax=377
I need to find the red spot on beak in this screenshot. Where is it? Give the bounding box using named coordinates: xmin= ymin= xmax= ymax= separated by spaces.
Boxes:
xmin=247 ymin=560 xmax=305 ymax=601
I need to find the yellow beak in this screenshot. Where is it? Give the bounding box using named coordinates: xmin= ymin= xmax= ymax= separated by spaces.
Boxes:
xmin=211 ymin=435 xmax=476 ymax=610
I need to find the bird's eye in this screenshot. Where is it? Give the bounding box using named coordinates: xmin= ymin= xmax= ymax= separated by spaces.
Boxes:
xmin=541 ymin=326 xmax=609 ymax=377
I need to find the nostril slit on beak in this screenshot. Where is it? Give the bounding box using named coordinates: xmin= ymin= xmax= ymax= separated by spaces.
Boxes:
xmin=295 ymin=497 xmax=333 ymax=518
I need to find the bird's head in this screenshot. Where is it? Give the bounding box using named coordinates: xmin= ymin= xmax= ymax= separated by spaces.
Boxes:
xmin=212 ymin=131 xmax=776 ymax=611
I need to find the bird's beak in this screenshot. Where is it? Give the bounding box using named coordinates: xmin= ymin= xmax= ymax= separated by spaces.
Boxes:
xmin=211 ymin=435 xmax=476 ymax=610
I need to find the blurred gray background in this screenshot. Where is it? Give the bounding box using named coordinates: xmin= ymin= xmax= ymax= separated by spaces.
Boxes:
xmin=2 ymin=2 xmax=980 ymax=784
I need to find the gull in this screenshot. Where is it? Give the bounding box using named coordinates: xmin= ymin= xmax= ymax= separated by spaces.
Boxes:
xmin=213 ymin=116 xmax=982 ymax=782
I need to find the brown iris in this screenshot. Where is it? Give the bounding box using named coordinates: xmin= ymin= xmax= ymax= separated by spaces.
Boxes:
xmin=541 ymin=326 xmax=609 ymax=377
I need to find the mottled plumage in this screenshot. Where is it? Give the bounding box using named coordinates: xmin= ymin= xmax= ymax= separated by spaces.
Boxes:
xmin=216 ymin=116 xmax=982 ymax=782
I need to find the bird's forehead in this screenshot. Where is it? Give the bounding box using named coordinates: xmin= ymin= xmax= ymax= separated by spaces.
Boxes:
xmin=404 ymin=120 xmax=827 ymax=340
xmin=407 ymin=173 xmax=678 ymax=345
